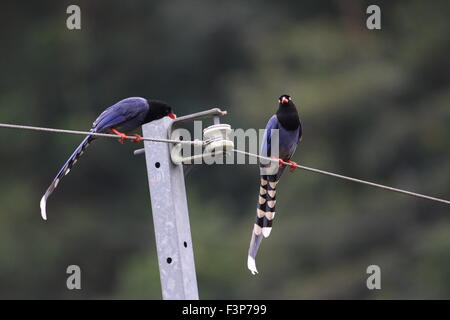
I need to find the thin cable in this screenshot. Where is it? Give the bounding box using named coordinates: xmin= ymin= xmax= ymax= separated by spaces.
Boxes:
xmin=0 ymin=122 xmax=204 ymax=146
xmin=0 ymin=122 xmax=448 ymax=205
xmin=233 ymin=149 xmax=450 ymax=206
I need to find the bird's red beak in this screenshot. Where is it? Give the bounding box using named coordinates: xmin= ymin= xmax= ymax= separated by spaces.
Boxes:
xmin=281 ymin=97 xmax=289 ymax=104
xmin=168 ymin=113 xmax=176 ymax=119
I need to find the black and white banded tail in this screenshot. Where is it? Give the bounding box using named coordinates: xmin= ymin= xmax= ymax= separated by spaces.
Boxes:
xmin=40 ymin=134 xmax=95 ymax=220
xmin=247 ymin=174 xmax=278 ymax=275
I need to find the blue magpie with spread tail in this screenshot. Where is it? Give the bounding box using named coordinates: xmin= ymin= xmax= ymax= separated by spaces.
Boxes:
xmin=40 ymin=97 xmax=176 ymax=220
xmin=248 ymin=94 xmax=302 ymax=275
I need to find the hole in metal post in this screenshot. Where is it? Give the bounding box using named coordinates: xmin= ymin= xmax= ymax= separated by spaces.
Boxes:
xmin=183 ymin=241 xmax=188 ymax=248
xmin=167 ymin=257 xmax=172 ymax=264
xmin=155 ymin=162 xmax=160 ymax=168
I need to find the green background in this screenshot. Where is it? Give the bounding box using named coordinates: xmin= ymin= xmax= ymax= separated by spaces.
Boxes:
xmin=0 ymin=0 xmax=449 ymax=299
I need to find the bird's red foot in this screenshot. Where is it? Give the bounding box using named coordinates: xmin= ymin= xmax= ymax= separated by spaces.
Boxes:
xmin=278 ymin=158 xmax=286 ymax=168
xmin=111 ymin=128 xmax=127 ymax=144
xmin=130 ymin=134 xmax=142 ymax=143
xmin=287 ymin=160 xmax=298 ymax=172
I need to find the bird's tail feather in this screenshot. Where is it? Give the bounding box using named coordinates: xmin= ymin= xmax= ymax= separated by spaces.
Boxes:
xmin=40 ymin=134 xmax=95 ymax=220
xmin=247 ymin=231 xmax=263 ymax=275
xmin=247 ymin=174 xmax=278 ymax=274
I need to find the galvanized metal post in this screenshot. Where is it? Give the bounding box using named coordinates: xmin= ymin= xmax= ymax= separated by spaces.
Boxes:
xmin=141 ymin=117 xmax=199 ymax=300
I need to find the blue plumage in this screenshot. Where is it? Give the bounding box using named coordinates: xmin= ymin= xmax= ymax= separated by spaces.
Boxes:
xmin=40 ymin=97 xmax=174 ymax=220
xmin=261 ymin=114 xmax=301 ymax=163
xmin=92 ymin=97 xmax=149 ymax=132
xmin=248 ymin=94 xmax=302 ymax=275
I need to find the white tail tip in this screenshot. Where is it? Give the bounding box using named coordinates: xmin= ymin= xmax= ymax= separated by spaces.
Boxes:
xmin=247 ymin=256 xmax=258 ymax=275
xmin=262 ymin=227 xmax=272 ymax=238
xmin=40 ymin=195 xmax=48 ymax=221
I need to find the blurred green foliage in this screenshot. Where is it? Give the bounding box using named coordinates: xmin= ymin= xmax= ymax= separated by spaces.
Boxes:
xmin=0 ymin=0 xmax=448 ymax=299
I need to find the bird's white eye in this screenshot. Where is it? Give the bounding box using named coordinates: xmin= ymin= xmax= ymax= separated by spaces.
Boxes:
xmin=288 ymin=97 xmax=292 ymax=100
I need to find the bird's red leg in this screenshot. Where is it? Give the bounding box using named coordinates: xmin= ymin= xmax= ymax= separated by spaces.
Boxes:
xmin=111 ymin=128 xmax=128 ymax=144
xmin=278 ymin=158 xmax=286 ymax=168
xmin=130 ymin=134 xmax=142 ymax=143
xmin=287 ymin=160 xmax=298 ymax=172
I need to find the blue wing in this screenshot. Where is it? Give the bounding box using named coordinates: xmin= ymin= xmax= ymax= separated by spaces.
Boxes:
xmin=92 ymin=97 xmax=148 ymax=132
xmin=260 ymin=114 xmax=301 ymax=167
xmin=260 ymin=115 xmax=279 ymax=158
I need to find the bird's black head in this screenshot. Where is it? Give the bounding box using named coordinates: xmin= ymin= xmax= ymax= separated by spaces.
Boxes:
xmin=276 ymin=94 xmax=300 ymax=130
xmin=146 ymin=100 xmax=176 ymax=122
xmin=278 ymin=94 xmax=293 ymax=106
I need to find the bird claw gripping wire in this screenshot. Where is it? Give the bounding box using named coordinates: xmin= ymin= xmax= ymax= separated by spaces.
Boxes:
xmin=278 ymin=159 xmax=298 ymax=172
xmin=130 ymin=134 xmax=142 ymax=143
xmin=111 ymin=128 xmax=127 ymax=144
xmin=287 ymin=160 xmax=298 ymax=172
xmin=111 ymin=128 xmax=128 ymax=144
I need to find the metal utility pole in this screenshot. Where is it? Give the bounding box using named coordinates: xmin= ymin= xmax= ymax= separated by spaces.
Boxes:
xmin=135 ymin=108 xmax=228 ymax=300
xmin=140 ymin=117 xmax=199 ymax=300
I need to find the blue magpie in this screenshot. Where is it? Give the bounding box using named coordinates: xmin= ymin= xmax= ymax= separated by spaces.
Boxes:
xmin=248 ymin=94 xmax=302 ymax=274
xmin=40 ymin=97 xmax=175 ymax=220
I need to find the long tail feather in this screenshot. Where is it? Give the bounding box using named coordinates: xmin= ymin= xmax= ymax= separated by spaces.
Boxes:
xmin=247 ymin=230 xmax=263 ymax=275
xmin=247 ymin=175 xmax=279 ymax=274
xmin=40 ymin=135 xmax=95 ymax=220
xmin=262 ymin=175 xmax=277 ymax=238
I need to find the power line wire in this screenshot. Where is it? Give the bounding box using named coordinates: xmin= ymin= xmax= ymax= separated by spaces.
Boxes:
xmin=232 ymin=149 xmax=450 ymax=206
xmin=0 ymin=122 xmax=204 ymax=145
xmin=0 ymin=121 xmax=448 ymax=205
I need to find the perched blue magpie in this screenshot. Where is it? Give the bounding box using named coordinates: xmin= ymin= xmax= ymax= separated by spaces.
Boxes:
xmin=40 ymin=97 xmax=175 ymax=220
xmin=247 ymin=94 xmax=302 ymax=274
